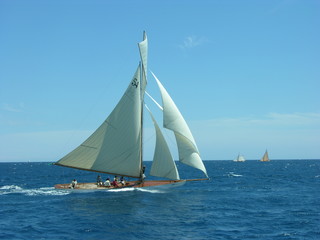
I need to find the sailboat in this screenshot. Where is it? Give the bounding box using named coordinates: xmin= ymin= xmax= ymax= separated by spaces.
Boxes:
xmin=260 ymin=150 xmax=270 ymax=162
xmin=233 ymin=154 xmax=245 ymax=162
xmin=54 ymin=32 xmax=208 ymax=190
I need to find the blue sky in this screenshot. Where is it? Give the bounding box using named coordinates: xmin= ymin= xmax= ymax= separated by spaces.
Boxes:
xmin=0 ymin=0 xmax=319 ymax=162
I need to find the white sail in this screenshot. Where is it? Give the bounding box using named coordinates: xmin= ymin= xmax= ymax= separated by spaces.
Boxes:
xmin=138 ymin=31 xmax=148 ymax=98
xmin=146 ymin=106 xmax=180 ymax=180
xmin=260 ymin=150 xmax=270 ymax=162
xmin=233 ymin=154 xmax=245 ymax=162
xmin=56 ymin=65 xmax=143 ymax=178
xmin=151 ymin=72 xmax=208 ymax=177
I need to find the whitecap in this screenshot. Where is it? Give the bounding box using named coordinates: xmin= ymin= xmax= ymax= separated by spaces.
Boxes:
xmin=0 ymin=185 xmax=22 ymax=190
xmin=228 ymin=172 xmax=243 ymax=177
xmin=0 ymin=185 xmax=70 ymax=196
xmin=22 ymin=188 xmax=70 ymax=196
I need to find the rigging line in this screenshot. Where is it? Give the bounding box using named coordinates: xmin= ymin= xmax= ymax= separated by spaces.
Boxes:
xmin=145 ymin=91 xmax=163 ymax=111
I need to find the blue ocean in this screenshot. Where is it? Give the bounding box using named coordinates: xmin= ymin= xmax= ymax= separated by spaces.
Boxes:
xmin=0 ymin=160 xmax=319 ymax=240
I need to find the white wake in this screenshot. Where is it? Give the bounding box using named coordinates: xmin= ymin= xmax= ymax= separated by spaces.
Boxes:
xmin=0 ymin=185 xmax=70 ymax=196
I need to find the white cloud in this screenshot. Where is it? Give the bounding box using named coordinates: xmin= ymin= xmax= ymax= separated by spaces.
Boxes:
xmin=179 ymin=36 xmax=208 ymax=50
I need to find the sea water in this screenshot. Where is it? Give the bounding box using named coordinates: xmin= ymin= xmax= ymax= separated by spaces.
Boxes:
xmin=0 ymin=160 xmax=319 ymax=240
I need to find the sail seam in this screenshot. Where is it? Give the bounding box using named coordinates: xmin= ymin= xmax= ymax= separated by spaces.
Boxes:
xmin=80 ymin=144 xmax=98 ymax=150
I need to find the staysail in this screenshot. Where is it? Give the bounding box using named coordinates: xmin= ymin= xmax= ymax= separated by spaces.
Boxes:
xmin=55 ymin=65 xmax=143 ymax=178
xmin=146 ymin=106 xmax=180 ymax=180
xmin=151 ymin=72 xmax=208 ymax=177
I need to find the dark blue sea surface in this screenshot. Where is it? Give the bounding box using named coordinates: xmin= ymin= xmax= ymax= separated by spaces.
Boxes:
xmin=0 ymin=160 xmax=319 ymax=240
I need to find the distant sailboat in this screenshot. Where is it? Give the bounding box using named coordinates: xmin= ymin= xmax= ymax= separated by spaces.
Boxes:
xmin=54 ymin=32 xmax=208 ymax=190
xmin=260 ymin=150 xmax=270 ymax=162
xmin=233 ymin=154 xmax=245 ymax=162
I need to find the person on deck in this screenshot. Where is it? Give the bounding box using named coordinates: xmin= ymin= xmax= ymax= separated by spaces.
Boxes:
xmin=97 ymin=175 xmax=103 ymax=186
xmin=113 ymin=176 xmax=119 ymax=183
xmin=112 ymin=179 xmax=119 ymax=187
xmin=104 ymin=178 xmax=111 ymax=187
xmin=71 ymin=179 xmax=77 ymax=189
xmin=142 ymin=165 xmax=146 ymax=180
xmin=120 ymin=176 xmax=126 ymax=186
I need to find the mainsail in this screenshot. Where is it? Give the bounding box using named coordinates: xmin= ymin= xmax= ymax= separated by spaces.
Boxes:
xmin=55 ymin=65 xmax=143 ymax=178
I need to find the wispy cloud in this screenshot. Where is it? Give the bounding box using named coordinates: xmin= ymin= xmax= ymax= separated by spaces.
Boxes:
xmin=260 ymin=112 xmax=320 ymax=126
xmin=1 ymin=103 xmax=25 ymax=112
xmin=179 ymin=36 xmax=208 ymax=50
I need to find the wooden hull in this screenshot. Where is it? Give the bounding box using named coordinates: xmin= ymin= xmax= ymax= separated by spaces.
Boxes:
xmin=54 ymin=178 xmax=208 ymax=191
xmin=55 ymin=180 xmax=185 ymax=191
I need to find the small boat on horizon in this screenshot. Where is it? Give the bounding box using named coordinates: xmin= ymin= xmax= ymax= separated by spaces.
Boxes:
xmin=233 ymin=154 xmax=246 ymax=162
xmin=260 ymin=150 xmax=270 ymax=162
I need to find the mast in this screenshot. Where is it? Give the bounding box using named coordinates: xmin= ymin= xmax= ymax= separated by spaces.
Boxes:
xmin=138 ymin=31 xmax=148 ymax=181
xmin=140 ymin=60 xmax=144 ymax=181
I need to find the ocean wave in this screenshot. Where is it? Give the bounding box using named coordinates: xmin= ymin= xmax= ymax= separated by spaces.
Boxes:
xmin=0 ymin=185 xmax=70 ymax=196
xmin=0 ymin=185 xmax=22 ymax=190
xmin=228 ymin=172 xmax=243 ymax=177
